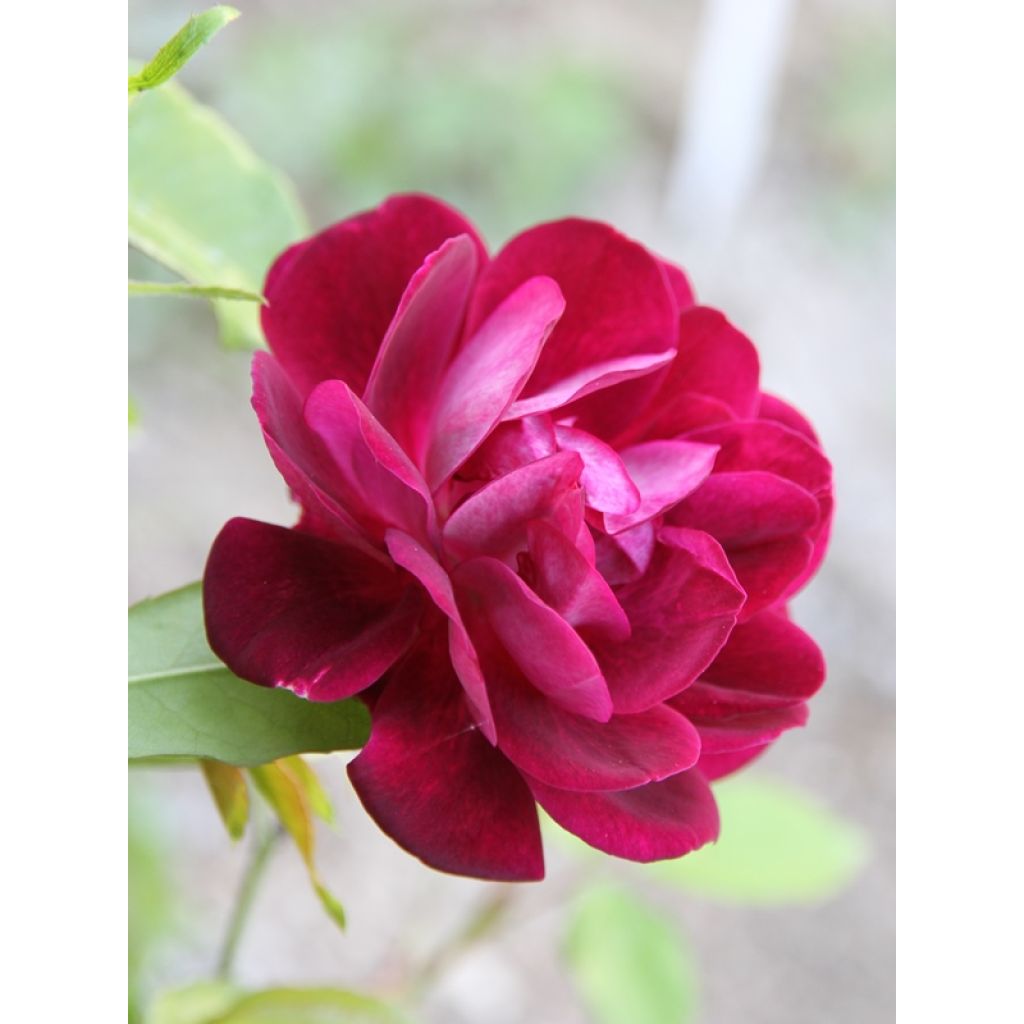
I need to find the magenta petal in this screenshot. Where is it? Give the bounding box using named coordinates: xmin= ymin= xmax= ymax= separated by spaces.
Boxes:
xmin=526 ymin=519 xmax=631 ymax=643
xmin=530 ymin=768 xmax=719 ymax=860
xmin=455 ymin=556 xmax=612 ymax=721
xmin=668 ymin=470 xmax=820 ymax=547
xmin=594 ymin=521 xmax=657 ymax=586
xmin=363 ymin=235 xmax=480 ymax=464
xmin=688 ymin=702 xmax=809 ymax=754
xmin=384 ymin=529 xmax=495 ymax=742
xmin=698 ymin=745 xmax=768 ymax=782
xmin=505 ymin=350 xmax=676 ymax=420
xmin=348 ymin=638 xmax=543 ymax=881
xmin=658 ymin=258 xmax=696 ymax=311
xmin=490 ymin=672 xmax=702 ymax=791
xmin=554 ymin=425 xmax=640 ymax=515
xmin=263 ymin=194 xmax=487 ymax=398
xmin=468 ymin=218 xmax=679 ymax=400
xmin=729 ymin=537 xmax=815 ymax=619
xmin=758 ymin=392 xmax=821 ymax=444
xmin=204 ymin=518 xmax=421 ymax=701
xmin=303 ymin=380 xmax=437 ymax=544
xmin=459 ymin=415 xmax=558 ymax=481
xmin=442 ymin=450 xmax=584 ymax=562
xmin=596 ymin=527 xmax=746 ymax=713
xmin=425 ymin=276 xmax=565 ymax=488
xmin=701 ymin=610 xmax=826 ymax=703
xmin=604 ymin=440 xmax=719 ymax=534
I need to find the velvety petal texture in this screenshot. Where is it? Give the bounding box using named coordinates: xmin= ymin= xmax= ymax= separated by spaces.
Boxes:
xmin=204 ymin=195 xmax=833 ymax=881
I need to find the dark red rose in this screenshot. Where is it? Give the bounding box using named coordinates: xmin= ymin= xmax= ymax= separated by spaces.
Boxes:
xmin=204 ymin=194 xmax=832 ymax=881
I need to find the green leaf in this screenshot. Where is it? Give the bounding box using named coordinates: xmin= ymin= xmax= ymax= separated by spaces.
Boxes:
xmin=565 ymin=884 xmax=697 ymax=1024
xmin=650 ymin=777 xmax=868 ymax=904
xmin=150 ymin=984 xmax=405 ymax=1024
xmin=128 ymin=79 xmax=307 ymax=348
xmin=128 ymin=279 xmax=265 ymax=303
xmin=250 ymin=761 xmax=346 ymax=929
xmin=128 ymin=6 xmax=240 ymax=95
xmin=278 ymin=755 xmax=334 ymax=825
xmin=201 ymin=760 xmax=250 ymax=840
xmin=128 ymin=583 xmax=370 ymax=765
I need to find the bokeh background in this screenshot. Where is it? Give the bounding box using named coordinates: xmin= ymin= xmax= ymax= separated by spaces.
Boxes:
xmin=129 ymin=1 xmax=895 ymax=1021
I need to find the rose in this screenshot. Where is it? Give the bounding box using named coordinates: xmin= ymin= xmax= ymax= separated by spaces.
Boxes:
xmin=203 ymin=194 xmax=832 ymax=881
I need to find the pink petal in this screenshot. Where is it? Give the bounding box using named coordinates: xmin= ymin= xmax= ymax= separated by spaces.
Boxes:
xmin=658 ymin=258 xmax=697 ymax=311
xmin=348 ymin=637 xmax=543 ymax=881
xmin=467 ymin=218 xmax=679 ymax=402
xmin=263 ymin=194 xmax=487 ymax=398
xmin=442 ymin=451 xmax=584 ymax=563
xmin=504 ymin=350 xmax=676 ymax=420
xmin=687 ymin=702 xmax=809 ymax=755
xmin=489 ymin=666 xmax=702 ymax=791
xmin=758 ymin=392 xmax=821 ymax=444
xmin=529 ymin=768 xmax=719 ymax=861
xmin=526 ymin=519 xmax=631 ymax=643
xmin=251 ymin=353 xmax=385 ymax=559
xmin=303 ymin=380 xmax=437 ymax=545
xmin=595 ymin=527 xmax=746 ymax=713
xmin=594 ymin=521 xmax=657 ymax=586
xmin=459 ymin=415 xmax=558 ymax=481
xmin=203 ymin=518 xmax=421 ymax=701
xmin=424 ymin=276 xmax=565 ymax=488
xmin=455 ymin=556 xmax=612 ymax=721
xmin=554 ymin=424 xmax=640 ymax=515
xmin=384 ymin=529 xmax=495 ymax=742
xmin=697 ymin=745 xmax=768 ymax=782
xmin=728 ymin=537 xmax=815 ymax=619
xmin=668 ymin=470 xmax=820 ymax=547
xmin=603 ymin=441 xmax=719 ymax=534
xmin=362 ymin=235 xmax=480 ymax=464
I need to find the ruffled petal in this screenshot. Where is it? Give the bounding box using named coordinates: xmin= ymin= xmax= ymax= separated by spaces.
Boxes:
xmin=459 ymin=415 xmax=558 ymax=481
xmin=595 ymin=527 xmax=746 ymax=713
xmin=348 ymin=637 xmax=543 ymax=881
xmin=362 ymin=235 xmax=480 ymax=464
xmin=442 ymin=450 xmax=584 ymax=562
xmin=303 ymin=380 xmax=437 ymax=545
xmin=530 ymin=768 xmax=719 ymax=860
xmin=554 ymin=425 xmax=640 ymax=515
xmin=263 ymin=194 xmax=486 ymax=397
xmin=204 ymin=518 xmax=421 ymax=701
xmin=424 ymin=276 xmax=565 ymax=488
xmin=526 ymin=519 xmax=631 ymax=643
xmin=467 ymin=218 xmax=679 ymax=402
xmin=384 ymin=529 xmax=495 ymax=742
xmin=603 ymin=440 xmax=719 ymax=534
xmin=454 ymin=556 xmax=612 ymax=721
xmin=757 ymin=392 xmax=821 ymax=444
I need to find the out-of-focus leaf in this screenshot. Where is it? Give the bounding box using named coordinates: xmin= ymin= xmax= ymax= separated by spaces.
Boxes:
xmin=128 ymin=279 xmax=265 ymax=303
xmin=128 ymin=583 xmax=371 ymax=765
xmin=278 ymin=755 xmax=334 ymax=824
xmin=128 ymin=6 xmax=240 ymax=95
xmin=149 ymin=981 xmax=240 ymax=1024
xmin=150 ymin=984 xmax=405 ymax=1024
xmin=650 ymin=777 xmax=868 ymax=904
xmin=565 ymin=883 xmax=697 ymax=1024
xmin=250 ymin=761 xmax=346 ymax=929
xmin=128 ymin=395 xmax=141 ymax=432
xmin=127 ymin=78 xmax=307 ymax=348
xmin=201 ymin=760 xmax=250 ymax=840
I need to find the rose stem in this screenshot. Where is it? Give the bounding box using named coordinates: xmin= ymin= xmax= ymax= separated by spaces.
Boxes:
xmin=215 ymin=821 xmax=285 ymax=979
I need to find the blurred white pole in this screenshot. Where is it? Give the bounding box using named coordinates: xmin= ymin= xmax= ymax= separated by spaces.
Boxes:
xmin=665 ymin=0 xmax=796 ymax=242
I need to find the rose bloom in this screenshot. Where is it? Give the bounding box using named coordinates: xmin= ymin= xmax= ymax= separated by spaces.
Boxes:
xmin=204 ymin=194 xmax=832 ymax=881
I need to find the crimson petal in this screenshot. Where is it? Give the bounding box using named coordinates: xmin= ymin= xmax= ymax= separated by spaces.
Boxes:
xmin=204 ymin=518 xmax=421 ymax=701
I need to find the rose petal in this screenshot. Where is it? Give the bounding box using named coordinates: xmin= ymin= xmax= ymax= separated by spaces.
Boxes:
xmin=686 ymin=702 xmax=809 ymax=754
xmin=425 ymin=276 xmax=565 ymax=488
xmin=362 ymin=235 xmax=480 ymax=463
xmin=668 ymin=470 xmax=820 ymax=547
xmin=455 ymin=556 xmax=612 ymax=721
xmin=204 ymin=518 xmax=421 ymax=701
xmin=467 ymin=218 xmax=679 ymax=404
xmin=697 ymin=745 xmax=768 ymax=782
xmin=658 ymin=258 xmax=696 ymax=311
xmin=594 ymin=521 xmax=657 ymax=586
xmin=459 ymin=415 xmax=558 ymax=481
xmin=348 ymin=637 xmax=543 ymax=881
xmin=595 ymin=527 xmax=746 ymax=713
xmin=303 ymin=380 xmax=437 ymax=545
xmin=529 ymin=768 xmax=719 ymax=860
xmin=758 ymin=392 xmax=821 ymax=444
xmin=262 ymin=194 xmax=487 ymax=398
xmin=442 ymin=450 xmax=584 ymax=562
xmin=384 ymin=529 xmax=495 ymax=742
xmin=728 ymin=537 xmax=815 ymax=619
xmin=603 ymin=440 xmax=719 ymax=534
xmin=526 ymin=519 xmax=631 ymax=643
xmin=554 ymin=425 xmax=640 ymax=515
